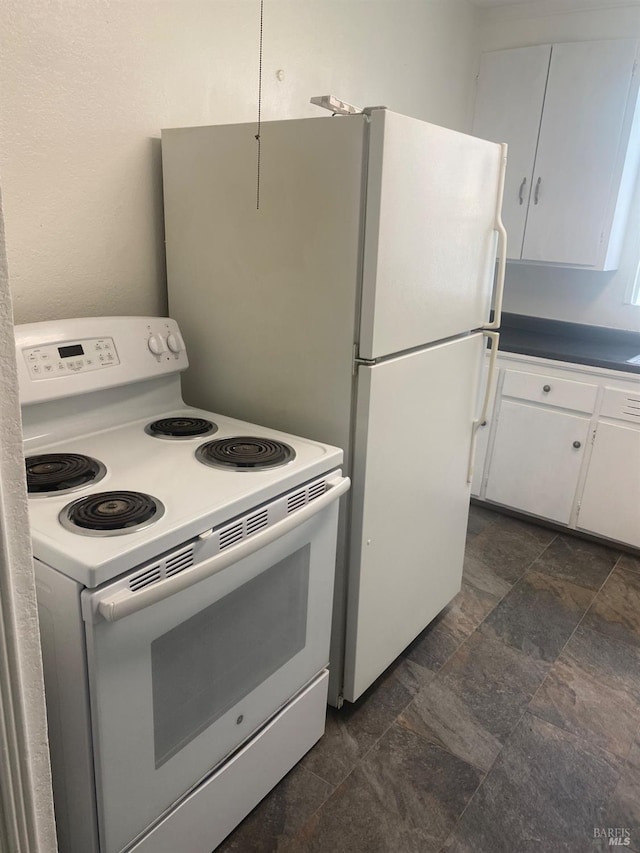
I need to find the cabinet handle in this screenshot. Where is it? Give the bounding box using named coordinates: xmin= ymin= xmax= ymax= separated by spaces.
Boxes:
xmin=534 ymin=177 xmax=542 ymax=205
xmin=573 ymin=440 xmax=582 ymax=449
xmin=543 ymin=384 xmax=551 ymax=392
xmin=518 ymin=177 xmax=527 ymax=205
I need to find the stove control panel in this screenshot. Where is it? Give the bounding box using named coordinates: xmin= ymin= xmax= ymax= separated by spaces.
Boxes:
xmin=146 ymin=328 xmax=185 ymax=356
xmin=15 ymin=317 xmax=189 ymax=406
xmin=23 ymin=336 xmax=120 ymax=380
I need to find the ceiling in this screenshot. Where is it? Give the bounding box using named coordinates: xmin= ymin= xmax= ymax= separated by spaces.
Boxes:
xmin=468 ymin=0 xmax=640 ymax=6
xmin=468 ymin=0 xmax=541 ymax=5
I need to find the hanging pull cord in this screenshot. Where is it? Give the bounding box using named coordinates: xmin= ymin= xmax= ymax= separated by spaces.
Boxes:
xmin=255 ymin=0 xmax=264 ymax=210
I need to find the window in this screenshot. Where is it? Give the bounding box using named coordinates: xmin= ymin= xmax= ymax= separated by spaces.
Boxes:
xmin=628 ymin=262 xmax=640 ymax=307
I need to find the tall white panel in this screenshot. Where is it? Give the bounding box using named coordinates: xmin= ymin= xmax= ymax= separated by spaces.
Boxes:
xmin=344 ymin=334 xmax=483 ymax=702
xmin=162 ymin=116 xmax=365 ymax=459
xmin=358 ymin=111 xmax=502 ymax=360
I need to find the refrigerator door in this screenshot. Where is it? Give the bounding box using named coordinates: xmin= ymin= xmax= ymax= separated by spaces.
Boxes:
xmin=359 ymin=110 xmax=504 ymax=360
xmin=344 ymin=333 xmax=484 ymax=703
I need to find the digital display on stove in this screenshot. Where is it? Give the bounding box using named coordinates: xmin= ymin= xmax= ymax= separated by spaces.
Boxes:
xmin=58 ymin=344 xmax=84 ymax=358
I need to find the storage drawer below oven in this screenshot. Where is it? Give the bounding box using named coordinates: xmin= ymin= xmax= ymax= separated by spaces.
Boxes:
xmin=128 ymin=670 xmax=329 ymax=853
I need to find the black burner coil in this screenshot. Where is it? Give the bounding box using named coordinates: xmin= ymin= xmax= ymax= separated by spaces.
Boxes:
xmin=197 ymin=437 xmax=295 ymax=469
xmin=26 ymin=453 xmax=102 ymax=493
xmin=66 ymin=491 xmax=159 ymax=531
xmin=148 ymin=417 xmax=216 ymax=437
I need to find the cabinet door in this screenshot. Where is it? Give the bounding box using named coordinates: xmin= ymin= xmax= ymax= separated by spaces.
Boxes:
xmin=577 ymin=422 xmax=640 ymax=548
xmin=472 ymin=45 xmax=551 ymax=259
xmin=523 ymin=40 xmax=639 ymax=266
xmin=485 ymin=401 xmax=590 ymax=524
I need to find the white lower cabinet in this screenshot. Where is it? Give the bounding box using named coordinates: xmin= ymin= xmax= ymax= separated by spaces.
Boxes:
xmin=485 ymin=401 xmax=589 ymax=524
xmin=475 ymin=353 xmax=640 ymax=550
xmin=576 ymin=388 xmax=640 ymax=548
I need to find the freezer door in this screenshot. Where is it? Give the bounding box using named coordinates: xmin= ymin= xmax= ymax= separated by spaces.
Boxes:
xmin=343 ymin=333 xmax=484 ymax=702
xmin=359 ymin=110 xmax=504 ymax=359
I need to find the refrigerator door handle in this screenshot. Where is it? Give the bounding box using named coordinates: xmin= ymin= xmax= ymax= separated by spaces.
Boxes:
xmin=483 ymin=142 xmax=508 ymax=332
xmin=467 ymin=330 xmax=500 ymax=484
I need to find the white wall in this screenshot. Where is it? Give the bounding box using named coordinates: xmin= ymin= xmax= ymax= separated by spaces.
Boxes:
xmin=477 ymin=3 xmax=640 ymax=331
xmin=0 ymin=0 xmax=479 ymax=326
xmin=0 ymin=188 xmax=57 ymax=853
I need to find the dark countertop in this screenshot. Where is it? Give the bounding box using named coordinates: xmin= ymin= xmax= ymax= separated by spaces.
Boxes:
xmin=497 ymin=313 xmax=640 ymax=376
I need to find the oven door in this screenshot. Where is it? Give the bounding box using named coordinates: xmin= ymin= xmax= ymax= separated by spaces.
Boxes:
xmin=81 ymin=474 xmax=348 ymax=853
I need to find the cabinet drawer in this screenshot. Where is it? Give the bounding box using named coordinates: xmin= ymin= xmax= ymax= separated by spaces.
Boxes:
xmin=599 ymin=386 xmax=640 ymax=424
xmin=501 ymin=370 xmax=597 ymax=413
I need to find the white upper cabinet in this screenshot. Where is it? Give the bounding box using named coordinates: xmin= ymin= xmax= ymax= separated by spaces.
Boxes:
xmin=472 ymin=40 xmax=640 ymax=270
xmin=472 ymin=45 xmax=551 ymax=260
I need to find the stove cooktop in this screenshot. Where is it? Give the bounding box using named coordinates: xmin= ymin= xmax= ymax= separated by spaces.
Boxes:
xmin=146 ymin=416 xmax=218 ymax=439
xmin=196 ymin=437 xmax=296 ymax=470
xmin=26 ymin=452 xmax=107 ymax=496
xmin=59 ymin=490 xmax=164 ymax=536
xmin=26 ymin=407 xmax=342 ymax=588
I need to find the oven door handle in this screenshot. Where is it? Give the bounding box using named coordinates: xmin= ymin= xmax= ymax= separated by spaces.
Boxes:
xmin=92 ymin=474 xmax=350 ymax=624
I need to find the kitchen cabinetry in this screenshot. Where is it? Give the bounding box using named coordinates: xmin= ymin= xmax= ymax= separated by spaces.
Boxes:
xmin=472 ymin=45 xmax=550 ymax=262
xmin=474 ymin=353 xmax=640 ymax=551
xmin=577 ymin=387 xmax=640 ymax=548
xmin=472 ymin=39 xmax=640 ymax=270
xmin=484 ymin=369 xmax=595 ymax=523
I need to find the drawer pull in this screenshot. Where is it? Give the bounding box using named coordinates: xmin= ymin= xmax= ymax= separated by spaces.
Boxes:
xmin=543 ymin=384 xmax=551 ymax=393
xmin=573 ymin=440 xmax=582 ymax=449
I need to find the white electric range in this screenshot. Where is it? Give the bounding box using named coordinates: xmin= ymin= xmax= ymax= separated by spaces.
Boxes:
xmin=16 ymin=316 xmax=348 ymax=853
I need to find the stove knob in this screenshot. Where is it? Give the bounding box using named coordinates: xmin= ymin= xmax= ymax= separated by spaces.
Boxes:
xmin=147 ymin=334 xmax=166 ymax=356
xmin=166 ymin=332 xmax=185 ymax=354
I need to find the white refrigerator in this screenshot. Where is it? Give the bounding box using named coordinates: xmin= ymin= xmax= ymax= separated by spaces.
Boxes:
xmin=161 ymin=108 xmax=507 ymax=706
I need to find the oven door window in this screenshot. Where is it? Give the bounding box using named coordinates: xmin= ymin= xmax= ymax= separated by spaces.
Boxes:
xmin=151 ymin=546 xmax=310 ymax=768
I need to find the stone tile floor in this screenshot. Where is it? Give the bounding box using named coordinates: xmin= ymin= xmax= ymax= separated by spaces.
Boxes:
xmin=218 ymin=506 xmax=640 ymax=853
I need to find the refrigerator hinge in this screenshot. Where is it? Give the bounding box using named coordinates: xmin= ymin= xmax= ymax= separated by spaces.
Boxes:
xmin=353 ymin=348 xmax=376 ymax=373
